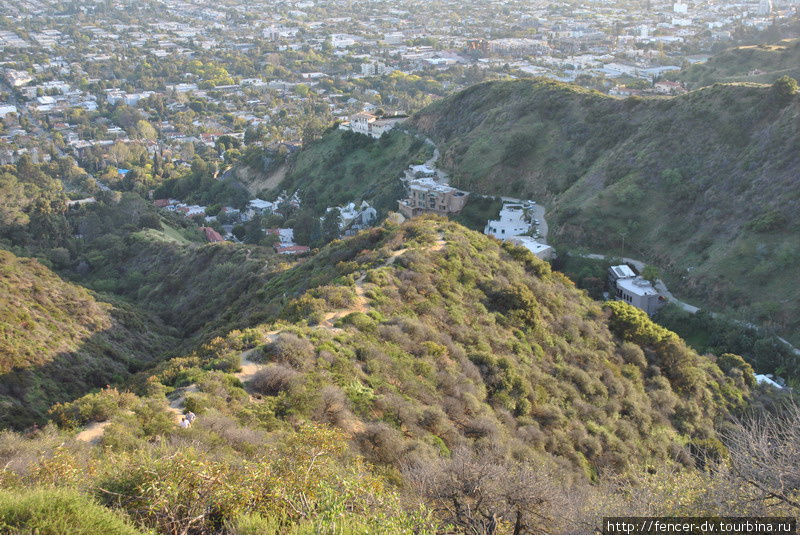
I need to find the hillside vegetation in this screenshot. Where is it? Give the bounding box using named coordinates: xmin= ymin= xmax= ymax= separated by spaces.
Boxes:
xmin=0 ymin=249 xmax=177 ymax=429
xmin=0 ymin=218 xmax=781 ymax=535
xmin=406 ymin=77 xmax=800 ymax=343
xmin=278 ymin=128 xmax=433 ymax=215
xmin=675 ymin=39 xmax=800 ymax=88
xmin=180 ymin=217 xmax=752 ymax=475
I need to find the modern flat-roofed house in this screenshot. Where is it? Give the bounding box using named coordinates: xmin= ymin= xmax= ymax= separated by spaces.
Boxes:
xmin=507 ymin=236 xmax=554 ymax=260
xmin=609 ymin=265 xmax=665 ymax=315
xmin=484 ymin=203 xmax=530 ymax=238
xmin=397 ymin=177 xmax=469 ymax=218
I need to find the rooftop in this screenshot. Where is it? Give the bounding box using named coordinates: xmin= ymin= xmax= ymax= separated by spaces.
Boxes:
xmin=617 ymin=276 xmax=659 ymax=297
xmin=610 ymin=264 xmax=636 ymax=279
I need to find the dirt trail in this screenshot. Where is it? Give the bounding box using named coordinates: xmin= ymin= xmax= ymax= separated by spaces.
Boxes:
xmin=74 ymin=240 xmax=450 ymax=444
xmin=74 ymin=421 xmax=111 ymax=444
xmin=235 ymin=347 xmax=271 ymax=384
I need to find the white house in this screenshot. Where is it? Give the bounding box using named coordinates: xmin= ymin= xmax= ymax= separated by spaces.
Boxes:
xmin=508 ymin=236 xmax=555 ymax=260
xmin=248 ymin=199 xmax=275 ymax=213
xmin=484 ymin=203 xmax=530 ymax=239
xmin=339 ymin=112 xmax=405 ymax=139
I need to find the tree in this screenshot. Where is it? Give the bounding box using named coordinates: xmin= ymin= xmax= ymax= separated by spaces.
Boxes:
xmin=292 ymin=209 xmax=320 ymax=246
xmin=134 ymin=120 xmax=157 ymax=141
xmin=232 ymin=225 xmax=246 ymax=241
xmin=404 ymin=448 xmax=564 ymax=535
xmin=641 ymin=265 xmax=660 ymax=284
xmin=321 ymin=208 xmax=341 ymax=243
xmin=724 ymin=403 xmax=800 ymax=512
xmin=771 ymin=76 xmax=798 ymax=103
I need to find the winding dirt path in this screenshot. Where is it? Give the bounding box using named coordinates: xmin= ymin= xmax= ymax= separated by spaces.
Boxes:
xmin=74 ymin=240 xmax=450 ymax=444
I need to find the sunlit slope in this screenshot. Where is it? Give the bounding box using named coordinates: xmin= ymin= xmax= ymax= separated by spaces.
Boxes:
xmin=171 ymin=217 xmax=752 ymax=476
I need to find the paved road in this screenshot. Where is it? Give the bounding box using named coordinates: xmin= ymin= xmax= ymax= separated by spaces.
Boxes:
xmin=577 ymin=253 xmax=699 ymax=313
xmin=420 ymin=136 xmax=449 ymax=184
xmin=575 ymin=252 xmax=800 ymax=358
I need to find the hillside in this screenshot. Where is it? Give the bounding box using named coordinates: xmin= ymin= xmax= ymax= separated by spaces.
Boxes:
xmin=277 ymin=127 xmax=433 ymax=215
xmin=0 ymin=249 xmax=177 ymax=429
xmin=0 ymin=218 xmax=770 ymax=535
xmin=74 ymin=231 xmax=283 ymax=342
xmin=675 ymin=39 xmax=800 ymax=88
xmin=403 ymin=78 xmax=800 ymax=343
xmin=179 ymin=217 xmax=753 ymax=473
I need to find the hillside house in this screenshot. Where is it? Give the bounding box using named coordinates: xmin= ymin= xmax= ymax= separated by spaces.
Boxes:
xmin=653 ymin=81 xmax=686 ymax=94
xmin=484 ymin=203 xmax=530 ymax=238
xmin=338 ymin=112 xmax=405 ymax=138
xmin=608 ymin=265 xmax=665 ymax=315
xmin=508 ymin=236 xmax=555 ymax=260
xmin=332 ymin=201 xmax=378 ymax=234
xmin=398 ymin=177 xmax=469 ymax=218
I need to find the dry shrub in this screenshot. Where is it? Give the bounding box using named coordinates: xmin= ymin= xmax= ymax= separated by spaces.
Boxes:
xmin=403 ymin=446 xmax=574 ymax=535
xmin=194 ymin=410 xmax=267 ymax=452
xmin=314 ymin=386 xmax=352 ymax=427
xmin=463 ymin=415 xmax=499 ymax=439
xmin=250 ymin=364 xmax=300 ymax=396
xmin=530 ymin=403 xmax=564 ymax=428
xmin=262 ymin=333 xmax=315 ymax=369
xmin=355 ymin=422 xmax=405 ymax=465
xmin=619 ymin=341 xmax=647 ymax=368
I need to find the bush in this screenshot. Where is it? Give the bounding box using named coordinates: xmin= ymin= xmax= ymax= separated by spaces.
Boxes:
xmin=250 ymin=364 xmax=300 ymax=396
xmin=0 ymin=487 xmax=144 ymax=535
xmin=261 ymin=333 xmax=316 ymax=369
xmin=771 ymin=75 xmax=798 ymax=103
xmin=355 ymin=422 xmax=405 ymax=464
xmin=49 ymin=388 xmax=137 ymax=429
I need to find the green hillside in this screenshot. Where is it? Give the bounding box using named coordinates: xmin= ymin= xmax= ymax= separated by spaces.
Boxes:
xmin=1 ymin=218 xmax=771 ymax=535
xmin=403 ymin=78 xmax=800 ymax=344
xmin=169 ymin=217 xmax=751 ymax=475
xmin=277 ymin=127 xmax=433 ymax=215
xmin=675 ymin=39 xmax=800 ymax=88
xmin=0 ymin=249 xmax=177 ymax=429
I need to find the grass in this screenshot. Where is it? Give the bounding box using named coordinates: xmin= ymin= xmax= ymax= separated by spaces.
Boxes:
xmin=158 ymin=221 xmax=196 ymax=244
xmin=0 ymin=249 xmax=177 ymax=429
xmin=675 ymin=38 xmax=800 ymax=89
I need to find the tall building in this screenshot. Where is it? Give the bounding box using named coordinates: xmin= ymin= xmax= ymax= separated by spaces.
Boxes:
xmin=758 ymin=0 xmax=773 ymax=15
xmin=398 ymin=178 xmax=469 ymax=218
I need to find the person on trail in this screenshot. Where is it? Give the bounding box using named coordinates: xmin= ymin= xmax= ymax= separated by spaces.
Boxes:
xmin=186 ymin=411 xmax=196 ymax=424
xmin=179 ymin=417 xmax=190 ymax=429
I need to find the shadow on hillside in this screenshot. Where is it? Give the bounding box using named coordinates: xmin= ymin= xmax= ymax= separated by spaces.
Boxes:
xmin=0 ymin=327 xmax=170 ymax=431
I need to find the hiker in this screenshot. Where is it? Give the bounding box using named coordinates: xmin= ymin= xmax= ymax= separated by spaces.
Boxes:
xmin=186 ymin=411 xmax=196 ymax=424
xmin=179 ymin=417 xmax=190 ymax=429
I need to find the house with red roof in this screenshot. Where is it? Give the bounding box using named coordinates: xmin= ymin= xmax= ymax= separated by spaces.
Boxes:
xmin=200 ymin=226 xmax=225 ymax=243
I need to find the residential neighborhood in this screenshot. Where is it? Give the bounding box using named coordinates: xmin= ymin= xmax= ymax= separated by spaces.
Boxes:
xmin=1 ymin=0 xmax=798 ymax=172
